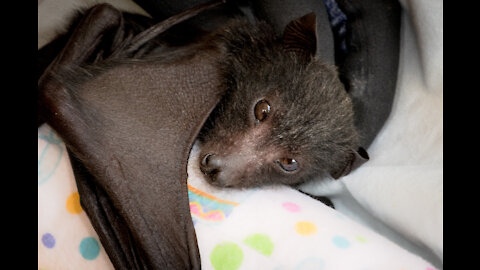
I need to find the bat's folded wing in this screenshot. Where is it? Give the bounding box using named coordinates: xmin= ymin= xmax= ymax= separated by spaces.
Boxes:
xmin=38 ymin=4 xmax=224 ymax=269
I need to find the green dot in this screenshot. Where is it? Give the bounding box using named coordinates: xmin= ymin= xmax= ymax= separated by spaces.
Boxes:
xmin=356 ymin=236 xmax=367 ymax=243
xmin=243 ymin=233 xmax=274 ymax=256
xmin=210 ymin=242 xmax=243 ymax=270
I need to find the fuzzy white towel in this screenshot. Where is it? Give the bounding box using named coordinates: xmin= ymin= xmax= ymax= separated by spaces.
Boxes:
xmin=300 ymin=0 xmax=443 ymax=265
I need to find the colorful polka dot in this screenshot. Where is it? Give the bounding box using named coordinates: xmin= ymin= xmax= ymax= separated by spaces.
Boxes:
xmin=79 ymin=237 xmax=100 ymax=260
xmin=243 ymin=233 xmax=274 ymax=256
xmin=332 ymin=235 xmax=350 ymax=249
xmin=210 ymin=242 xmax=243 ymax=270
xmin=282 ymin=202 xmax=300 ymax=212
xmin=66 ymin=192 xmax=83 ymax=214
xmin=294 ymin=221 xmax=317 ymax=235
xmin=355 ymin=236 xmax=367 ymax=243
xmin=41 ymin=233 xmax=55 ymax=248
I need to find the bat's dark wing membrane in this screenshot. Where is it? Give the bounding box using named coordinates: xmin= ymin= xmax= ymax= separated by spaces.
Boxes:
xmin=38 ymin=2 xmax=225 ymax=269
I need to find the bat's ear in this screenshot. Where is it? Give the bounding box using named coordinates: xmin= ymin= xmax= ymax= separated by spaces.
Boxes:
xmin=330 ymin=147 xmax=369 ymax=180
xmin=282 ymin=12 xmax=317 ymax=62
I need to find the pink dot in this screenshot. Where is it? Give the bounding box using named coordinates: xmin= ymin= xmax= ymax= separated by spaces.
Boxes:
xmin=282 ymin=202 xmax=300 ymax=212
xmin=190 ymin=203 xmax=201 ymax=215
xmin=426 ymin=268 xmax=437 ymax=270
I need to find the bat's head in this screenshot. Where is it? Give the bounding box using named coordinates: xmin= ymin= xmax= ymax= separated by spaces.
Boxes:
xmin=197 ymin=13 xmax=368 ymax=188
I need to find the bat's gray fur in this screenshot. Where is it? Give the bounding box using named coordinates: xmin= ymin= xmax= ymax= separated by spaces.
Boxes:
xmin=198 ymin=18 xmax=360 ymax=188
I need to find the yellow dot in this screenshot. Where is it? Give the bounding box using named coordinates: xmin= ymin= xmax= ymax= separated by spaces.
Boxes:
xmin=294 ymin=221 xmax=317 ymax=235
xmin=66 ymin=192 xmax=83 ymax=214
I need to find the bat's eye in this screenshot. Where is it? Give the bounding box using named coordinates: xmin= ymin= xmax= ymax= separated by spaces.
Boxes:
xmin=277 ymin=158 xmax=298 ymax=172
xmin=254 ymin=100 xmax=271 ymax=121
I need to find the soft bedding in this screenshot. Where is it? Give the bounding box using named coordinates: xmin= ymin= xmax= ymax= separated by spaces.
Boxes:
xmin=38 ymin=0 xmax=443 ymax=269
xmin=39 ymin=124 xmax=437 ymax=269
xmin=298 ymin=0 xmax=443 ymax=265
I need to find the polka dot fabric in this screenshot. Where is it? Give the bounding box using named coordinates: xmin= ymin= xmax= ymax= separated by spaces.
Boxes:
xmin=39 ymin=125 xmax=439 ymax=269
xmin=187 ymin=145 xmax=439 ymax=270
xmin=38 ymin=124 xmax=114 ymax=269
xmin=190 ymin=184 xmax=439 ymax=270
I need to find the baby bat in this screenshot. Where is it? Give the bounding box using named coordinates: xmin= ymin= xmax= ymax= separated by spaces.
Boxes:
xmin=37 ymin=2 xmax=369 ymax=191
xmin=197 ymin=13 xmax=369 ymax=188
xmin=38 ymin=2 xmax=369 ymax=268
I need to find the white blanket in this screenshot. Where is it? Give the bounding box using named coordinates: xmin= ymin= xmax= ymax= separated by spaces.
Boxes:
xmin=38 ymin=125 xmax=437 ymax=269
xmin=299 ymin=0 xmax=443 ymax=264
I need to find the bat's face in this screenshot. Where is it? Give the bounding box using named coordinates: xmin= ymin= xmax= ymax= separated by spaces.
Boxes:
xmin=197 ymin=58 xmax=358 ymax=188
xmin=196 ymin=19 xmax=360 ymax=188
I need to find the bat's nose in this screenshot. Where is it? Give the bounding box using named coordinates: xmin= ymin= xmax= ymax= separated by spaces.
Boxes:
xmin=201 ymin=153 xmax=213 ymax=167
xmin=200 ymin=153 xmax=221 ymax=182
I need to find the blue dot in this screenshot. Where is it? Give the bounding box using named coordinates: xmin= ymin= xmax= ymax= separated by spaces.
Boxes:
xmin=79 ymin=237 xmax=100 ymax=260
xmin=332 ymin=235 xmax=350 ymax=249
xmin=42 ymin=233 xmax=55 ymax=248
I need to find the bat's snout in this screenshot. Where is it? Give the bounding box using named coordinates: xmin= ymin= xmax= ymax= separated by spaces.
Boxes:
xmin=199 ymin=153 xmax=222 ymax=183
